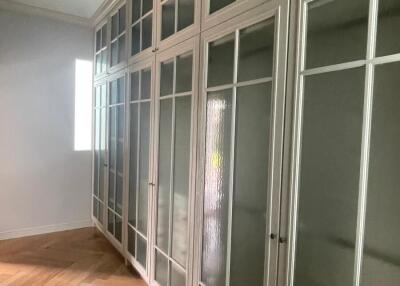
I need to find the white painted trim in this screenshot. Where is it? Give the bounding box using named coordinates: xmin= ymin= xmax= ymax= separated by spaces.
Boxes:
xmin=0 ymin=0 xmax=92 ymax=26
xmin=0 ymin=220 xmax=93 ymax=241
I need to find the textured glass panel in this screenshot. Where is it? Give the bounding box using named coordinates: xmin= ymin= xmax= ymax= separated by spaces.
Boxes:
xmin=119 ymin=6 xmax=126 ymax=34
xmin=142 ymin=14 xmax=152 ymax=51
xmin=141 ymin=68 xmax=151 ymax=100
xmin=118 ymin=35 xmax=126 ymax=63
xmin=96 ymin=30 xmax=101 ymax=52
xmin=138 ymin=102 xmax=150 ymax=234
xmin=294 ymin=68 xmax=365 ymax=286
xmin=112 ymin=13 xmax=118 ymax=39
xmin=306 ymin=0 xmax=369 ymax=69
xmin=131 ymin=71 xmax=140 ymax=101
xmin=176 ymin=52 xmax=192 ymax=93
xmin=155 ymin=251 xmax=169 ymax=286
xmin=108 ymin=210 xmax=114 ymax=234
xmin=157 ymin=99 xmax=173 ymax=252
xmin=162 ymin=0 xmax=175 ymax=40
xmin=137 ymin=235 xmax=147 ymax=268
xmin=111 ymin=41 xmax=118 ymax=67
xmin=129 ymin=103 xmax=139 ymax=226
xmin=132 ymin=0 xmax=141 ymax=23
xmin=142 ymin=0 xmax=153 ymax=15
xmin=161 ymin=59 xmax=174 ymax=97
xmin=178 ymin=0 xmax=194 ymax=31
xmin=210 ymin=0 xmax=235 ymax=14
xmin=376 ymin=0 xmax=400 ymax=57
xmin=109 ymin=171 xmax=115 ymax=209
xmin=115 ymin=215 xmax=122 ymax=242
xmin=208 ymin=33 xmax=235 ymax=87
xmin=172 ymin=96 xmax=191 ymax=267
xmin=171 ymin=264 xmax=186 ymax=286
xmin=230 ymin=83 xmax=271 ymax=286
xmin=202 ymin=89 xmax=233 ymax=286
xmin=132 ymin=23 xmax=141 ymax=56
xmin=128 ymin=226 xmax=136 ymax=256
xmin=238 ymin=19 xmax=275 ymax=82
xmin=361 ymin=62 xmax=400 ymax=286
xmin=116 ymin=174 xmax=123 ymax=215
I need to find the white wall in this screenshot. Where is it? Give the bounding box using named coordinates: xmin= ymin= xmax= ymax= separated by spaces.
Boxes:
xmin=0 ymin=8 xmax=93 ymax=239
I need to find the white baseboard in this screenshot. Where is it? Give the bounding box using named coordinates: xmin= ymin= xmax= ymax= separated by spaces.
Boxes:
xmin=0 ymin=220 xmax=94 ymax=240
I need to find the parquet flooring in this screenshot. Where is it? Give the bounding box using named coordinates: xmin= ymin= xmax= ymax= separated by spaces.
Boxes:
xmin=0 ymin=227 xmax=147 ymax=286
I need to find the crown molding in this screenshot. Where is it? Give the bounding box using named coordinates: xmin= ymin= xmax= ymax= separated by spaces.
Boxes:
xmin=91 ymin=0 xmax=119 ymax=27
xmin=0 ymin=0 xmax=92 ymax=27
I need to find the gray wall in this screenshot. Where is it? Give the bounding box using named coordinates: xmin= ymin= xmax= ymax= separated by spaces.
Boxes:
xmin=0 ymin=8 xmax=93 ymax=237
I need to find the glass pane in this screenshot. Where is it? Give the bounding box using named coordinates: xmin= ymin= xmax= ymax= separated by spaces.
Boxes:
xmin=112 ymin=13 xmax=118 ymax=39
xmin=202 ymin=89 xmax=233 ymax=286
xmin=98 ymin=202 xmax=104 ymax=224
xmin=128 ymin=226 xmax=136 ymax=256
xmin=172 ymin=96 xmax=191 ymax=267
xmin=210 ymin=0 xmax=235 ymax=14
xmin=101 ymin=84 xmax=107 ymax=107
xmin=119 ymin=6 xmax=126 ymax=34
xmin=131 ymin=71 xmax=140 ymax=101
xmin=132 ymin=0 xmax=141 ymax=23
xmin=116 ymin=174 xmax=123 ymax=215
xmin=101 ymin=50 xmax=107 ymax=73
xmin=132 ymin=23 xmax=141 ymax=56
xmin=141 ymin=68 xmax=152 ymax=100
xmin=137 ymin=234 xmax=147 ymax=268
xmin=108 ymin=210 xmax=114 ymax=234
xmin=238 ymin=19 xmax=275 ymax=82
xmin=117 ymin=141 xmax=123 ymax=172
xmin=162 ymin=0 xmax=176 ymax=40
xmin=118 ymin=35 xmax=126 ymax=63
xmin=109 ymin=171 xmax=115 ymax=209
xmin=95 ymin=54 xmax=101 ymax=75
xmin=155 ymin=251 xmax=169 ymax=286
xmin=178 ymin=0 xmax=194 ymax=31
xmin=171 ymin=264 xmax=186 ymax=286
xmin=230 ymin=83 xmax=271 ymax=286
xmin=361 ymin=62 xmax=400 ymax=286
xmin=129 ymin=103 xmax=139 ymax=226
xmin=99 ymin=108 xmax=107 ymax=201
xmin=96 ymin=30 xmax=101 ymax=52
xmin=111 ymin=41 xmax=118 ymax=67
xmin=101 ymin=25 xmax=107 ymax=48
xmin=142 ymin=14 xmax=152 ymax=51
xmin=176 ymin=52 xmax=193 ymax=94
xmin=157 ymin=99 xmax=173 ymax=252
xmin=161 ymin=59 xmax=174 ymax=97
xmin=208 ymin=33 xmax=235 ymax=87
xmin=143 ymin=0 xmax=153 ymax=15
xmin=110 ymin=80 xmax=118 ymax=105
xmin=376 ymin=0 xmax=400 ymax=57
xmin=305 ymin=0 xmax=369 ymax=69
xmin=294 ymin=68 xmax=365 ymax=286
xmin=115 ymin=215 xmax=122 ymax=242
xmin=138 ymin=102 xmax=150 ymax=234
xmin=93 ymin=198 xmax=98 ymax=218
xmin=117 ymin=104 xmax=124 ymax=138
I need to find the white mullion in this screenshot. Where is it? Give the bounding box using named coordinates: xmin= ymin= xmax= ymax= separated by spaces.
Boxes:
xmin=353 ymin=0 xmax=378 ymax=285
xmin=301 ymin=60 xmax=366 ymax=76
xmin=225 ymin=29 xmax=239 ymax=286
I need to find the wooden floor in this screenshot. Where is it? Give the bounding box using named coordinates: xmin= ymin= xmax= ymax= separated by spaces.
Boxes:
xmin=0 ymin=227 xmax=147 ymax=286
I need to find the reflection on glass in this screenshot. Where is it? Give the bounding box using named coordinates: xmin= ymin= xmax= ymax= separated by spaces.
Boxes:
xmin=178 ymin=0 xmax=194 ymax=31
xmin=108 ymin=210 xmax=114 ymax=234
xmin=111 ymin=41 xmax=118 ymax=67
xmin=230 ymin=83 xmax=271 ymax=286
xmin=208 ymin=33 xmax=235 ymax=87
xmin=116 ymin=174 xmax=123 ymax=215
xmin=119 ymin=6 xmax=126 ymax=34
xmin=161 ymin=59 xmax=174 ymax=96
xmin=202 ymin=89 xmax=233 ymax=286
xmin=294 ymin=68 xmax=365 ymax=286
xmin=137 ymin=235 xmax=147 ymax=268
xmin=142 ymin=15 xmax=152 ymax=51
xmin=98 ymin=203 xmax=104 ymax=224
xmin=128 ymin=226 xmax=136 ymax=256
xmin=306 ymin=0 xmax=369 ymax=69
xmin=157 ymin=99 xmax=173 ymax=252
xmin=143 ymin=0 xmax=153 ymax=15
xmin=109 ymin=170 xmax=115 ymax=209
xmin=131 ymin=71 xmax=140 ymax=101
xmin=176 ymin=52 xmax=193 ymax=93
xmin=362 ymin=62 xmax=400 ymax=286
xmin=132 ymin=23 xmax=140 ymax=56
xmin=171 ymin=264 xmax=186 ymax=286
xmin=112 ymin=13 xmax=118 ymax=39
xmin=132 ymin=0 xmax=141 ymax=23
xmin=156 ymin=251 xmax=168 ymax=286
xmin=141 ymin=68 xmax=152 ymax=100
xmin=102 ymin=25 xmax=107 ymax=48
xmin=129 ymin=103 xmax=139 ymax=226
xmin=162 ymin=0 xmax=175 ymax=40
xmin=172 ymin=96 xmax=191 ymax=266
xmin=118 ymin=35 xmax=126 ymax=63
xmin=376 ymin=0 xmax=400 ymax=57
xmin=238 ymin=19 xmax=275 ymax=82
xmin=210 ymin=0 xmax=235 ymax=14
xmin=115 ymin=215 xmax=122 ymax=242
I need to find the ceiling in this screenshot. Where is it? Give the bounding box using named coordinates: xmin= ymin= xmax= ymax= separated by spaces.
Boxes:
xmin=9 ymin=0 xmax=106 ymax=18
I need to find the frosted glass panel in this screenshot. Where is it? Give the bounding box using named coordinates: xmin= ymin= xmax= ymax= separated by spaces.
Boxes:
xmin=162 ymin=0 xmax=175 ymax=40
xmin=138 ymin=102 xmax=150 ymax=234
xmin=129 ymin=103 xmax=139 ymax=226
xmin=230 ymin=83 xmax=271 ymax=286
xmin=161 ymin=59 xmax=174 ymax=96
xmin=176 ymin=53 xmax=193 ymax=94
xmin=156 ymin=251 xmax=169 ymax=286
xmin=137 ymin=235 xmax=147 ymax=267
xmin=172 ymin=96 xmax=191 ymax=266
xmin=142 ymin=15 xmax=152 ymax=51
xmin=306 ymin=0 xmax=369 ymax=68
xmin=171 ymin=264 xmax=186 ymax=286
xmin=157 ymin=99 xmax=173 ymax=252
xmin=209 ymin=0 xmax=235 ymax=14
xmin=202 ymin=89 xmax=233 ymax=286
xmin=294 ymin=68 xmax=365 ymax=286
xmin=376 ymin=0 xmax=400 ymax=57
xmin=208 ymin=33 xmax=235 ymax=87
xmin=238 ymin=19 xmax=274 ymax=82
xmin=178 ymin=0 xmax=194 ymax=31
xmin=362 ymin=62 xmax=400 ymax=286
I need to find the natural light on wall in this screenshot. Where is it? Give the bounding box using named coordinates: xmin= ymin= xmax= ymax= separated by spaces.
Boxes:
xmin=74 ymin=59 xmax=93 ymax=151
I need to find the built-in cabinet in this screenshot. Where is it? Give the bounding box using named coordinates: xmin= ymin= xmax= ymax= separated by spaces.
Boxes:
xmin=92 ymin=0 xmax=400 ymax=285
